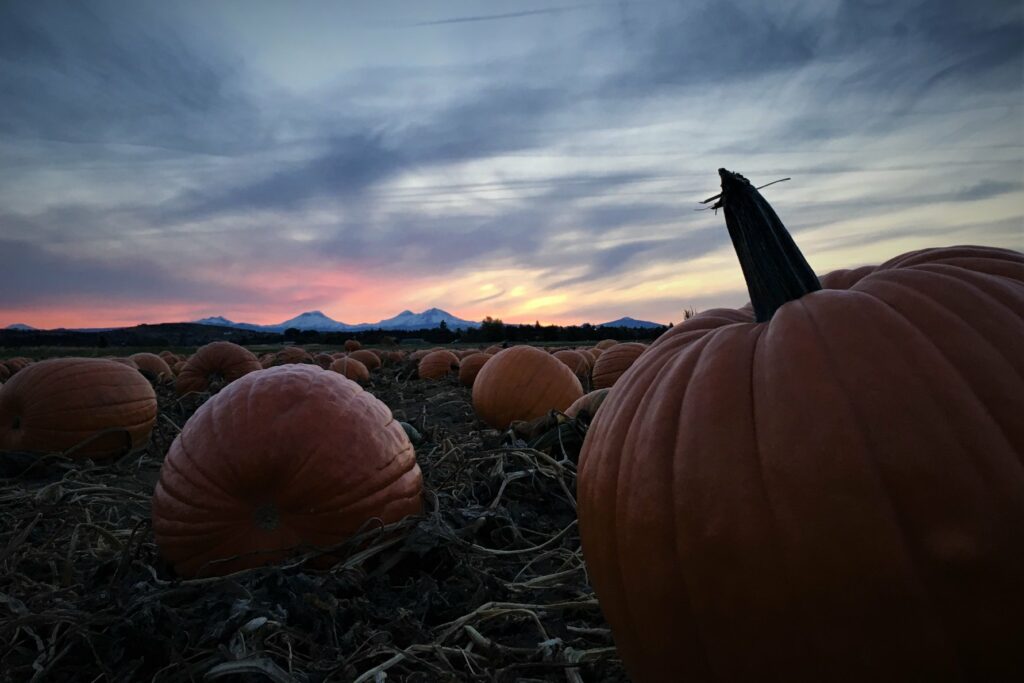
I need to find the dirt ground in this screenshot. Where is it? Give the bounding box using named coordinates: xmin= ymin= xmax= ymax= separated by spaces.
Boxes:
xmin=0 ymin=358 xmax=628 ymax=682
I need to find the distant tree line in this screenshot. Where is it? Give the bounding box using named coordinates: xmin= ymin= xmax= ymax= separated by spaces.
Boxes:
xmin=0 ymin=319 xmax=671 ymax=350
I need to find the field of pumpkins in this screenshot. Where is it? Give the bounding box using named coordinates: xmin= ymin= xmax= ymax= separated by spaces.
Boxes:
xmin=1 ymin=171 xmax=1022 ymax=682
xmin=0 ymin=336 xmax=640 ymax=681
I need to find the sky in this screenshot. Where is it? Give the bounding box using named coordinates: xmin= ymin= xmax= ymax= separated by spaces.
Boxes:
xmin=1 ymin=0 xmax=1022 ymax=329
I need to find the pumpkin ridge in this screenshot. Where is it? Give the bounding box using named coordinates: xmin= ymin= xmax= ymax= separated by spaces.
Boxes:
xmin=851 ymin=278 xmax=1023 ymax=456
xmin=280 ymin=444 xmax=418 ymax=512
xmin=172 ymin=430 xmax=250 ymax=507
xmin=794 ymin=296 xmax=955 ymax=659
xmin=666 ymin=329 xmax=725 ymax=678
xmin=152 ymin=467 xmax=244 ymax=515
xmin=25 ymin=396 xmax=157 ymax=420
xmin=288 ymin=465 xmax=421 ymax=519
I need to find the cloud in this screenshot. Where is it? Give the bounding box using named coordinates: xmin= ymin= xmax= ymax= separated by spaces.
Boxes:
xmin=0 ymin=238 xmax=253 ymax=307
xmin=412 ymin=5 xmax=594 ymax=26
xmin=0 ymin=1 xmax=264 ymax=155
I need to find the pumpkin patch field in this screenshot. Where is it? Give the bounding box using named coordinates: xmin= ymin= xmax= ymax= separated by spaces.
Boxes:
xmin=0 ymin=346 xmax=629 ymax=681
xmin=2 ymin=175 xmax=1022 ymax=682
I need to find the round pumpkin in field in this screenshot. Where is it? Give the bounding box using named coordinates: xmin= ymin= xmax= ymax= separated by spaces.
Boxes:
xmin=152 ymin=364 xmax=423 ymax=578
xmin=329 ymin=357 xmax=370 ymax=384
xmin=458 ymin=353 xmax=491 ymax=388
xmin=594 ymin=339 xmax=618 ymax=350
xmin=553 ymin=349 xmax=591 ymax=382
xmin=484 ymin=345 xmax=503 ymax=355
xmin=271 ymin=346 xmax=313 ymax=366
xmin=418 ymin=350 xmax=459 ymax=380
xmin=472 ymin=346 xmax=583 ymax=429
xmin=565 ymin=388 xmax=610 ymax=421
xmin=0 ymin=365 xmax=9 ymax=383
xmin=0 ymin=358 xmax=157 ymax=459
xmin=130 ymin=352 xmax=174 ymax=383
xmin=175 ymin=341 xmax=262 ymax=395
xmin=348 ymin=349 xmax=382 ymax=371
xmin=344 ymin=339 xmax=362 ymax=352
xmin=578 ymin=169 xmax=1024 ymax=682
xmin=590 ymin=342 xmax=646 ymax=389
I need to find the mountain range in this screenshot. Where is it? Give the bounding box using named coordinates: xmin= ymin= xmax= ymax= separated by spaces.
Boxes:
xmin=194 ymin=308 xmax=482 ymax=332
xmin=5 ymin=309 xmax=666 ymax=333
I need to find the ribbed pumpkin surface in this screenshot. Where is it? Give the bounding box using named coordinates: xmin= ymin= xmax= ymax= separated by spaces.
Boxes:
xmin=0 ymin=357 xmax=157 ymax=459
xmin=578 ymin=245 xmax=1024 ymax=682
xmin=472 ymin=346 xmax=583 ymax=429
xmin=152 ymin=364 xmax=422 ymax=577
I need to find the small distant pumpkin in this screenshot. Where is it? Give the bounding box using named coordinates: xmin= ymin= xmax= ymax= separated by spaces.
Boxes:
xmin=344 ymin=339 xmax=362 ymax=352
xmin=591 ymin=342 xmax=646 ymax=389
xmin=348 ymin=349 xmax=382 ymax=371
xmin=329 ymin=357 xmax=370 ymax=384
xmin=0 ymin=358 xmax=157 ymax=459
xmin=594 ymin=339 xmax=618 ymax=350
xmin=314 ymin=352 xmax=334 ymax=369
xmin=271 ymin=346 xmax=313 ymax=366
xmin=418 ymin=350 xmax=459 ymax=380
xmin=151 ymin=364 xmax=423 ymax=577
xmin=472 ymin=346 xmax=583 ymax=429
xmin=130 ymin=352 xmax=174 ymax=383
xmin=458 ymin=353 xmax=491 ymax=388
xmin=175 ymin=341 xmax=262 ymax=395
xmin=553 ymin=349 xmax=591 ymax=382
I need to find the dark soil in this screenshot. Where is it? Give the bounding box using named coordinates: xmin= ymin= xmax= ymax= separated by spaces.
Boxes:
xmin=0 ymin=360 xmax=627 ymax=682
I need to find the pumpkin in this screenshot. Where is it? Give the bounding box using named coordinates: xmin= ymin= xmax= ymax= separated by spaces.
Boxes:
xmin=594 ymin=339 xmax=618 ymax=350
xmin=4 ymin=357 xmax=33 ymax=373
xmin=472 ymin=345 xmax=583 ymax=429
xmin=590 ymin=342 xmax=646 ymax=389
xmin=407 ymin=349 xmax=432 ymax=362
xmin=151 ymin=364 xmax=423 ymax=577
xmin=0 ymin=364 xmax=11 ymax=383
xmin=578 ymin=169 xmax=1024 ymax=682
xmin=271 ymin=346 xmax=313 ymax=366
xmin=344 ymin=339 xmax=362 ymax=352
xmin=130 ymin=352 xmax=174 ymax=383
xmin=175 ymin=341 xmax=262 ymax=396
xmin=553 ymin=349 xmax=592 ymax=382
xmin=329 ymin=357 xmax=370 ymax=384
xmin=158 ymin=350 xmax=181 ymax=364
xmin=0 ymin=357 xmax=157 ymax=459
xmin=385 ymin=350 xmax=406 ymax=364
xmin=458 ymin=353 xmax=491 ymax=388
xmin=107 ymin=356 xmax=139 ymax=369
xmin=314 ymin=352 xmax=335 ymax=369
xmin=171 ymin=360 xmax=187 ymax=376
xmin=564 ymin=388 xmax=610 ymax=421
xmin=348 ymin=349 xmax=382 ymax=371
xmin=418 ymin=350 xmax=460 ymax=380
xmin=484 ymin=345 xmax=504 ymax=355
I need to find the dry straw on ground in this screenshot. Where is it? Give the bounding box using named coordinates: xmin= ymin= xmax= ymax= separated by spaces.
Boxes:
xmin=0 ymin=363 xmax=626 ymax=682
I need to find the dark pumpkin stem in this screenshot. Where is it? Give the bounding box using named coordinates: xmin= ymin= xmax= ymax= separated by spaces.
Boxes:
xmin=711 ymin=168 xmax=821 ymax=322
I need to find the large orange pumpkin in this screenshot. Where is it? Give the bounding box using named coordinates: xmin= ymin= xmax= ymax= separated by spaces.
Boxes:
xmin=0 ymin=358 xmax=157 ymax=459
xmin=590 ymin=342 xmax=646 ymax=389
xmin=175 ymin=341 xmax=262 ymax=395
xmin=578 ymin=169 xmax=1024 ymax=682
xmin=152 ymin=364 xmax=423 ymax=577
xmin=418 ymin=350 xmax=459 ymax=380
xmin=472 ymin=346 xmax=583 ymax=429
